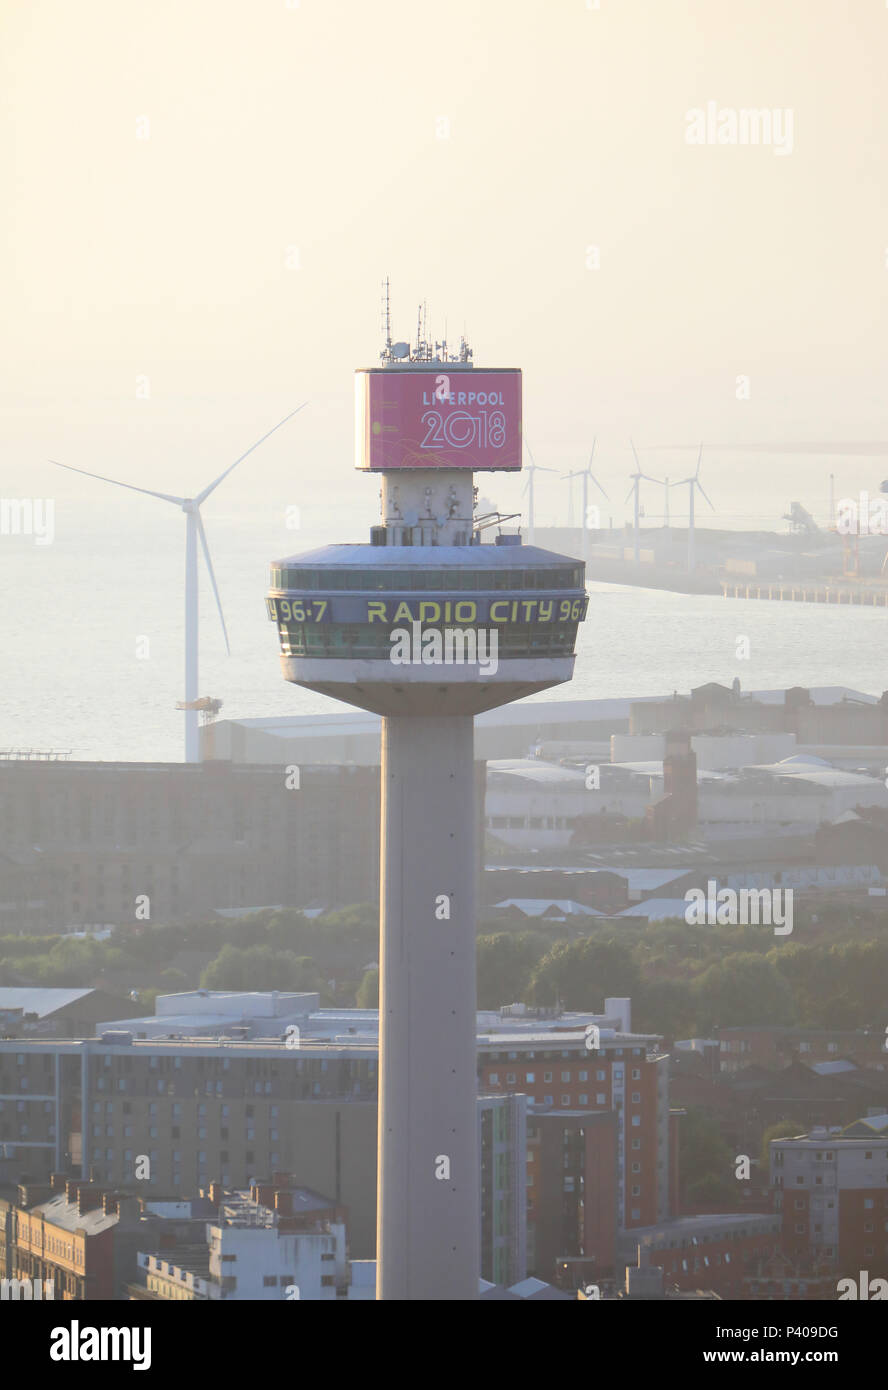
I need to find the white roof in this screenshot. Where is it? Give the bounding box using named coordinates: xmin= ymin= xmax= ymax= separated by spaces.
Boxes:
xmin=778 ymin=754 xmax=833 ymax=766
xmin=494 ymin=899 xmax=602 ymax=917
xmin=769 ymin=768 xmax=879 ymax=788
xmin=603 ymin=868 xmax=691 ymax=890
xmin=850 ymin=1113 xmax=888 ymax=1132
xmin=0 ymin=987 xmax=96 ymax=1018
xmin=617 ymin=899 xmax=690 ymax=920
xmin=488 ymin=760 xmax=584 ymax=784
xmin=508 ymin=1277 xmax=551 ymax=1297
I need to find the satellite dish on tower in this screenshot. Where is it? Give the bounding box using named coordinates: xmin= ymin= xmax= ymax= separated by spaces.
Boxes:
xmin=392 ymin=342 xmax=410 ymax=359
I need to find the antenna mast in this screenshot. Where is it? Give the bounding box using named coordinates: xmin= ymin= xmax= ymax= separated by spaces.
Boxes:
xmin=382 ymin=276 xmax=392 ymax=352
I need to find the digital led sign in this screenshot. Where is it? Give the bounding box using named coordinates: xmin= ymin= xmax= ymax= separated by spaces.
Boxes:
xmin=355 ymin=368 xmax=522 ymax=471
xmin=267 ymin=593 xmax=588 ymax=625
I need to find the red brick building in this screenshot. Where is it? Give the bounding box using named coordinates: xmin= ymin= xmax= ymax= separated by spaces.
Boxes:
xmin=772 ymin=1117 xmax=888 ymax=1280
xmin=478 ymin=1023 xmax=670 ymax=1232
xmin=527 ymin=1108 xmax=618 ymax=1284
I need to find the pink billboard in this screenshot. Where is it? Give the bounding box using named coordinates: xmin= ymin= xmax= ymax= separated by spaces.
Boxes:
xmin=355 ymin=368 xmax=522 ymax=471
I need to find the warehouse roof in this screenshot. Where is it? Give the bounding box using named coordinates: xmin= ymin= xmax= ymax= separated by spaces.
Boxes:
xmin=0 ymin=987 xmax=98 ymax=1018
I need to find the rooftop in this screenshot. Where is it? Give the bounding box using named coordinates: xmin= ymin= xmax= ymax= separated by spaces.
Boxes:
xmin=271 ymin=542 xmax=582 ymax=570
xmin=0 ymin=987 xmax=104 ymax=1018
xmin=31 ymin=1191 xmax=120 ymax=1235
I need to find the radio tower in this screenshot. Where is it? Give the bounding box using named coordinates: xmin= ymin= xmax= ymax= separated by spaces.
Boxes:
xmin=266 ymin=302 xmax=588 ymax=1299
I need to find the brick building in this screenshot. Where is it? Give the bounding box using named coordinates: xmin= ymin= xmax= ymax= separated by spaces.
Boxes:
xmin=478 ymin=1020 xmax=671 ymax=1232
xmin=527 ymin=1107 xmax=618 ymax=1285
xmin=772 ymin=1117 xmax=888 ymax=1279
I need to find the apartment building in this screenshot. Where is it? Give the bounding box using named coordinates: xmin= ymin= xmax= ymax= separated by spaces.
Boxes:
xmin=477 ymin=1025 xmax=671 ymax=1231
xmin=619 ymin=1213 xmax=782 ymax=1297
xmin=0 ymin=1038 xmax=532 ymax=1272
xmin=0 ymin=1037 xmax=379 ymax=1257
xmin=478 ymin=1093 xmax=527 ymax=1288
xmin=132 ymin=1182 xmax=348 ymax=1301
xmin=4 ymin=1177 xmax=141 ymax=1300
xmin=772 ymin=1117 xmax=888 ymax=1277
xmin=719 ymin=1026 xmax=888 ymax=1074
xmin=527 ymin=1107 xmax=618 ymax=1285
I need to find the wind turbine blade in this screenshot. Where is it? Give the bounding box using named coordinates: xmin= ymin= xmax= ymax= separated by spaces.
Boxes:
xmin=696 ymin=481 xmax=715 ymax=510
xmin=588 ymin=438 xmax=597 ymax=467
xmin=591 ymin=475 xmax=609 ymax=501
xmin=624 ymin=484 xmax=636 ymax=505
xmin=695 ymin=444 xmax=703 ymax=479
xmin=629 ymin=437 xmax=642 ymax=471
xmin=195 ymin=403 xmax=308 ymax=506
xmin=196 ymin=512 xmax=230 ymax=655
xmin=49 ymin=460 xmax=184 ymax=506
xmin=524 ymin=438 xmax=537 ymax=471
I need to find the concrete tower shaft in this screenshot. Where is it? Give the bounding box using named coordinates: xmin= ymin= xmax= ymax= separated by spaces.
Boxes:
xmin=377 ymin=715 xmax=478 ymax=1298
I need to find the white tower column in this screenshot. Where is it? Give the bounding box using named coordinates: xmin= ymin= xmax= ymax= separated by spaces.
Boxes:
xmin=184 ymin=507 xmax=199 ymax=762
xmin=376 ymin=713 xmax=479 ymax=1300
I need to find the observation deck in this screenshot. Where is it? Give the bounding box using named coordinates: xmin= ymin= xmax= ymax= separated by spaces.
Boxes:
xmin=266 ymin=541 xmax=588 ymax=715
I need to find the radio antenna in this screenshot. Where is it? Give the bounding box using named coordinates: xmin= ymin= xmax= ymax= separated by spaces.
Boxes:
xmin=381 ymin=275 xmax=392 ymax=351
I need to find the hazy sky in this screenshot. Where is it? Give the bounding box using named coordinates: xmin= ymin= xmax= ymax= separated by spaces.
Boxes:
xmin=2 ymin=0 xmax=887 ymax=522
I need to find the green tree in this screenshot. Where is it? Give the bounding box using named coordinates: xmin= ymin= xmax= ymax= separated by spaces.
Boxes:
xmin=691 ymin=952 xmax=796 ymax=1032
xmin=635 ymin=979 xmax=696 ymax=1039
xmin=760 ymin=1119 xmax=805 ymax=1168
xmin=527 ymin=937 xmax=640 ymax=1011
xmin=476 ymin=933 xmax=547 ymax=1009
xmin=678 ymin=1107 xmax=735 ymax=1205
xmin=200 ymin=945 xmax=323 ymax=993
xmin=355 ymin=967 xmax=379 ymax=1008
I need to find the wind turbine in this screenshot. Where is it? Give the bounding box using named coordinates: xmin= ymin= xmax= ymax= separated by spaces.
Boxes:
xmin=675 ymin=444 xmax=713 ymax=572
xmin=626 ymin=439 xmax=660 ymax=563
xmin=564 ymin=439 xmax=608 ymax=562
xmin=50 ymin=405 xmax=307 ymax=762
xmin=523 ymin=438 xmax=557 ymax=544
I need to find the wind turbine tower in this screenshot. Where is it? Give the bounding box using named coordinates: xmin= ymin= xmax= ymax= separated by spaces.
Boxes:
xmin=564 ymin=439 xmax=608 ymax=562
xmin=523 ymin=440 xmax=556 ymax=544
xmin=676 ymin=444 xmax=713 ymax=572
xmin=51 ymin=406 xmax=305 ymax=761
xmin=626 ymin=439 xmax=660 ymax=563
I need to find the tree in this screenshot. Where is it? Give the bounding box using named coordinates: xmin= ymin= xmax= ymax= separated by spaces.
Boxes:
xmin=776 ymin=940 xmax=888 ymax=1029
xmin=356 ymin=967 xmax=379 ymax=1008
xmin=691 ymin=952 xmax=796 ymax=1032
xmin=760 ymin=1119 xmax=805 ymax=1168
xmin=476 ymin=933 xmax=547 ymax=1009
xmin=678 ymin=1107 xmax=735 ymax=1206
xmin=635 ymin=979 xmax=696 ymax=1039
xmin=200 ymin=945 xmax=323 ymax=993
xmin=527 ymin=937 xmax=640 ymax=1011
